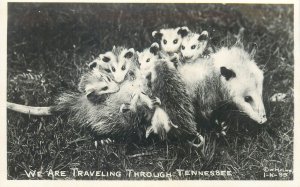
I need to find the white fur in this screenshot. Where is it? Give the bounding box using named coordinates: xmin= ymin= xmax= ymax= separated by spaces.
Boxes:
xmin=178 ymin=59 xmax=214 ymax=97
xmin=146 ymin=107 xmax=172 ymax=138
xmin=180 ymin=31 xmax=208 ymax=63
xmin=108 ymin=48 xmax=134 ymax=83
xmin=180 ymin=46 xmax=267 ymax=124
xmin=83 ymin=69 xmax=120 ymax=96
xmin=155 ymin=27 xmax=188 ymax=53
xmin=211 ymin=47 xmax=266 ymax=124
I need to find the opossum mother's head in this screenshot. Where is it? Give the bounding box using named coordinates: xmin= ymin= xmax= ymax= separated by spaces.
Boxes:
xmin=214 ymin=46 xmax=267 ymax=124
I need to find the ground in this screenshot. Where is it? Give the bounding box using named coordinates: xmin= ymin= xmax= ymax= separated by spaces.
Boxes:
xmin=7 ymin=3 xmax=294 ymax=180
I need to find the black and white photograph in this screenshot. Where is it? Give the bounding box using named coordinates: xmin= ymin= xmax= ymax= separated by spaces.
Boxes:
xmin=2 ymin=0 xmax=298 ymax=183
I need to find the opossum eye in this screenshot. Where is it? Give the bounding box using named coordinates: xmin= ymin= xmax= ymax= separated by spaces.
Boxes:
xmin=146 ymin=58 xmax=150 ymax=63
xmin=181 ymin=46 xmax=185 ymax=50
xmin=102 ymin=56 xmax=110 ymax=63
xmin=106 ymin=77 xmax=111 ymax=82
xmin=191 ymin=45 xmax=196 ymax=49
xmin=101 ymin=86 xmax=108 ymax=91
xmin=163 ymin=39 xmax=167 ymax=45
xmin=112 ymin=67 xmax=116 ymax=72
xmin=121 ymin=65 xmax=126 ymax=70
xmin=173 ymin=39 xmax=178 ymax=44
xmin=244 ymin=96 xmax=253 ymax=103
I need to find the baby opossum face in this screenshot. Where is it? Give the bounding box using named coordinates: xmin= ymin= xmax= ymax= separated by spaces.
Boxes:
xmin=180 ymin=31 xmax=208 ymax=61
xmin=138 ymin=43 xmax=160 ymax=71
xmin=152 ymin=27 xmax=189 ymax=53
xmin=90 ymin=51 xmax=116 ymax=74
xmin=215 ymin=47 xmax=267 ymax=124
xmin=99 ymin=47 xmax=135 ymax=83
xmin=78 ymin=69 xmax=120 ymax=103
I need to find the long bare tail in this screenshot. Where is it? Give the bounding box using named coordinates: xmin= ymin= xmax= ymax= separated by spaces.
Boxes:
xmin=7 ymin=102 xmax=53 ymax=116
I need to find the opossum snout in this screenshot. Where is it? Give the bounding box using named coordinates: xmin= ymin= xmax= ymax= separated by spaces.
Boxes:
xmin=184 ymin=55 xmax=193 ymax=60
xmin=259 ymin=115 xmax=267 ymax=124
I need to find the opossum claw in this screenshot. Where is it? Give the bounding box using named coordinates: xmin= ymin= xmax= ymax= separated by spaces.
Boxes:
xmin=221 ymin=131 xmax=226 ymax=136
xmin=98 ymin=138 xmax=114 ymax=145
xmin=157 ymin=126 xmax=167 ymax=140
xmin=169 ymin=120 xmax=178 ymax=128
xmin=151 ymin=97 xmax=161 ymax=106
xmin=188 ymin=133 xmax=205 ymax=148
xmin=119 ymin=103 xmax=131 ymax=113
xmin=146 ymin=126 xmax=154 ymax=138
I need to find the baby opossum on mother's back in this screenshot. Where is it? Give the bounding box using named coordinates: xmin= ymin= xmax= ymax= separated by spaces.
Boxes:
xmin=152 ymin=26 xmax=189 ymax=54
xmin=52 ymin=69 xmax=154 ymax=142
xmin=180 ymin=30 xmax=212 ymax=63
xmin=138 ymin=44 xmax=201 ymax=143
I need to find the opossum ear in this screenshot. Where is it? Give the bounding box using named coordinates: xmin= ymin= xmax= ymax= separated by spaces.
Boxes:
xmin=124 ymin=48 xmax=134 ymax=59
xmin=100 ymin=54 xmax=110 ymax=63
xmin=86 ymin=91 xmax=107 ymax=104
xmin=152 ymin=31 xmax=163 ymax=40
xmin=150 ymin=43 xmax=159 ymax=55
xmin=249 ymin=43 xmax=257 ymax=59
xmin=220 ymin=67 xmax=236 ymax=80
xmin=88 ymin=61 xmax=97 ymax=70
xmin=177 ymin=26 xmax=189 ymax=38
xmin=198 ymin=31 xmax=209 ymax=41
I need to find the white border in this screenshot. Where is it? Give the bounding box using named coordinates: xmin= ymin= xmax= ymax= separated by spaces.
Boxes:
xmin=0 ymin=0 xmax=298 ymax=187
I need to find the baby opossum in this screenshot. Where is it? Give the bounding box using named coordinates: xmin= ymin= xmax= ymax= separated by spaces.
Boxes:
xmin=152 ymin=26 xmax=189 ymax=53
xmin=78 ymin=68 xmax=120 ymax=103
xmin=180 ymin=30 xmax=210 ymax=63
xmin=137 ymin=46 xmax=202 ymax=143
xmin=179 ymin=44 xmax=267 ymax=132
xmin=94 ymin=46 xmax=138 ymax=83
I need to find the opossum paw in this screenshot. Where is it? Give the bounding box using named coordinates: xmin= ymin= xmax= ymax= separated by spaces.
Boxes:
xmin=188 ymin=133 xmax=205 ymax=148
xmin=214 ymin=119 xmax=228 ymax=137
xmin=157 ymin=126 xmax=167 ymax=140
xmin=151 ymin=97 xmax=161 ymax=106
xmin=201 ymin=53 xmax=210 ymax=59
xmin=119 ymin=103 xmax=131 ymax=113
xmin=94 ymin=138 xmax=114 ymax=148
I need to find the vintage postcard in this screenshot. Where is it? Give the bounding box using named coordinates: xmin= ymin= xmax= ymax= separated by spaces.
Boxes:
xmin=0 ymin=0 xmax=299 ymax=186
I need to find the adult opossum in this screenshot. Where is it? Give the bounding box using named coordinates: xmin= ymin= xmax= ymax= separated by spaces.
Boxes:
xmin=178 ymin=43 xmax=267 ymax=133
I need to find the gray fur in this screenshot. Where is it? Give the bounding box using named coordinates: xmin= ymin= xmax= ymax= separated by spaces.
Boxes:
xmin=149 ymin=60 xmax=197 ymax=141
xmin=52 ymin=76 xmax=150 ymax=142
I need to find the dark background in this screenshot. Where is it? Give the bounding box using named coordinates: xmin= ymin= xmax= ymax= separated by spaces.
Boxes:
xmin=7 ymin=3 xmax=293 ymax=180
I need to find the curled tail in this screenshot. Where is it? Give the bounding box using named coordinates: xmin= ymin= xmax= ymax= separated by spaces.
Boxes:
xmin=7 ymin=102 xmax=53 ymax=116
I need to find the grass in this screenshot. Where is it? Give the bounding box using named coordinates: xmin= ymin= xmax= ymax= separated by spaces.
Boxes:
xmin=7 ymin=3 xmax=294 ymax=180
